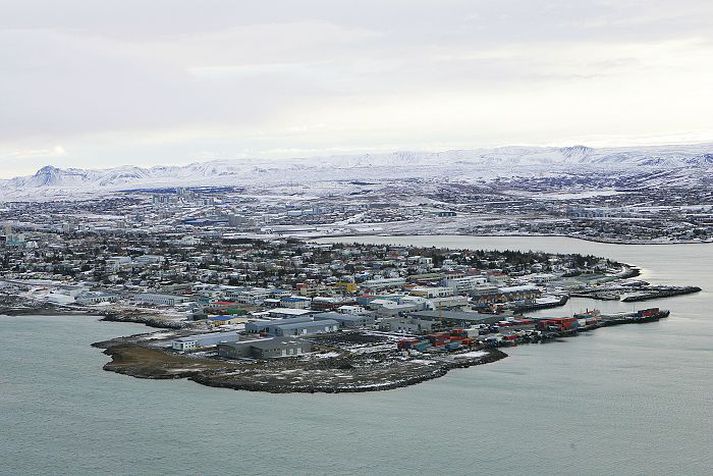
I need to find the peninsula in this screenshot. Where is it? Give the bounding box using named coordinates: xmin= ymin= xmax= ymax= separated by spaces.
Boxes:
xmin=0 ymin=228 xmax=695 ymax=393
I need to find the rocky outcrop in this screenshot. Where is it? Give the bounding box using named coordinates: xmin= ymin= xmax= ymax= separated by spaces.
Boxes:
xmin=99 ymin=343 xmax=508 ymax=394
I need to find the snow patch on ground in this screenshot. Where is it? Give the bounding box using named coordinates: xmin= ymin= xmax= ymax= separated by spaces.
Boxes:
xmin=453 ymin=351 xmax=488 ymax=359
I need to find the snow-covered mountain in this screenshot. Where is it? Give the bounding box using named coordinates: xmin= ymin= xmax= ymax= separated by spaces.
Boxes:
xmin=2 ymin=143 xmax=712 ymax=199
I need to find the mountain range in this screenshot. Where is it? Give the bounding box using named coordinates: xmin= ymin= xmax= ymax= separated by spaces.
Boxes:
xmin=2 ymin=143 xmax=712 ymax=199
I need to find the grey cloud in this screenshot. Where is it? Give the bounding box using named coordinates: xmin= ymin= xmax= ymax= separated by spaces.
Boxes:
xmin=0 ymin=0 xmax=712 ymax=175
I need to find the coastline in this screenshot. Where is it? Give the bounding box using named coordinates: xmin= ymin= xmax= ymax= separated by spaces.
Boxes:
xmin=94 ymin=308 xmax=672 ymax=394
xmin=99 ymin=310 xmax=190 ymax=330
xmin=0 ymin=303 xmax=188 ymax=330
xmin=311 ymin=232 xmax=713 ymax=246
xmin=97 ymin=342 xmax=509 ymax=394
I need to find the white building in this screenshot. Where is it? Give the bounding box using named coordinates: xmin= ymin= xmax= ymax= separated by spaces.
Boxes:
xmin=135 ymin=293 xmax=190 ymax=306
xmin=106 ymin=256 xmax=132 ymax=271
xmin=172 ymin=331 xmax=240 ymax=352
xmin=133 ymin=255 xmax=165 ymax=266
xmin=428 ymin=295 xmax=469 ymax=309
xmin=361 ymin=277 xmax=406 ymax=291
xmin=336 ymin=305 xmax=370 ymax=315
xmin=442 ymin=275 xmax=488 ymax=293
xmin=268 ymin=308 xmax=313 ymax=319
xmin=224 ymin=287 xmax=270 ymax=305
xmin=76 ymin=291 xmax=118 ymax=305
xmin=409 ymin=286 xmax=455 ymax=298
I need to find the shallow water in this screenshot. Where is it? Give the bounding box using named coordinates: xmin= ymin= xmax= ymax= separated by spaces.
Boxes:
xmin=2 ymin=236 xmax=712 ymax=475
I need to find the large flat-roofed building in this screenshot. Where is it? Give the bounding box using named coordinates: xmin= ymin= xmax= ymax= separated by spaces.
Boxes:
xmin=469 ymin=284 xmax=541 ymax=304
xmin=207 ymin=315 xmax=249 ymax=326
xmin=217 ymin=337 xmax=312 ymax=359
xmin=279 ymin=296 xmax=311 ymax=309
xmin=429 ymin=295 xmax=469 ymax=309
xmin=379 ymin=317 xmax=434 ymax=334
xmin=360 ymin=277 xmax=406 ymax=291
xmin=408 ymin=286 xmax=455 ymax=298
xmin=217 ymin=341 xmax=256 ymax=359
xmin=245 ymin=315 xmax=314 ymax=334
xmin=441 ymin=275 xmax=488 ymax=293
xmin=133 ymin=254 xmax=165 ymax=266
xmin=224 ymin=287 xmax=270 ymax=305
xmin=313 ymin=311 xmax=375 ymax=329
xmin=273 ymin=319 xmax=339 ymax=337
xmin=408 ymin=310 xmax=501 ymax=326
xmin=172 ymin=331 xmax=240 ymax=351
xmin=135 ymin=293 xmax=191 ymax=306
xmin=268 ymin=308 xmax=314 ymax=319
xmin=76 ymin=291 xmax=118 ymax=305
xmin=496 ymin=285 xmax=541 ymax=300
xmin=311 ymin=296 xmax=355 ymax=311
xmin=249 ymin=338 xmax=312 ymax=359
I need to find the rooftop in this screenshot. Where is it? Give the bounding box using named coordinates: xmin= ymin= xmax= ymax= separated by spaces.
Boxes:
xmin=410 ymin=310 xmax=497 ymax=323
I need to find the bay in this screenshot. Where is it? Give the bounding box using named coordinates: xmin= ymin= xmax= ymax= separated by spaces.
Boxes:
xmin=2 ymin=236 xmax=711 ymax=475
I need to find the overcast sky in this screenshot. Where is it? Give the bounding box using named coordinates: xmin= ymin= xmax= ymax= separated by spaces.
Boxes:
xmin=1 ymin=0 xmax=712 ymax=177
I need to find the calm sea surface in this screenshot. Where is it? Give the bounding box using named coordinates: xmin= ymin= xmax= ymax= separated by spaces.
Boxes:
xmin=2 ymin=236 xmax=712 ymax=475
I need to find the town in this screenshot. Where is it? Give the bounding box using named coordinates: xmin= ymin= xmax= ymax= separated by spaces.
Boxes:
xmin=0 ymin=202 xmax=695 ymax=392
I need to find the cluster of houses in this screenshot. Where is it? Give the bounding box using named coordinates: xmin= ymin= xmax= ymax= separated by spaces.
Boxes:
xmin=1 ymin=220 xmax=625 ymax=362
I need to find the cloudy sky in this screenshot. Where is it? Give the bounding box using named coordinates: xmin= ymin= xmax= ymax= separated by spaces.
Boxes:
xmin=1 ymin=0 xmax=712 ymax=177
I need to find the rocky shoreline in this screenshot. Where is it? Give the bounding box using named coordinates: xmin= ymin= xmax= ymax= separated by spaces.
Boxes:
xmin=91 ymin=306 xmax=674 ymax=394
xmin=99 ymin=310 xmax=191 ymax=329
xmin=5 ymin=291 xmax=678 ymax=395
xmin=0 ymin=302 xmax=93 ymax=317
xmin=0 ymin=301 xmax=190 ymax=329
xmin=97 ymin=342 xmax=508 ymax=394
xmin=94 ymin=307 xmax=670 ymax=394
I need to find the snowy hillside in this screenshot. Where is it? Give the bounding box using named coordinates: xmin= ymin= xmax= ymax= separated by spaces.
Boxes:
xmin=1 ymin=143 xmax=712 ymax=199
